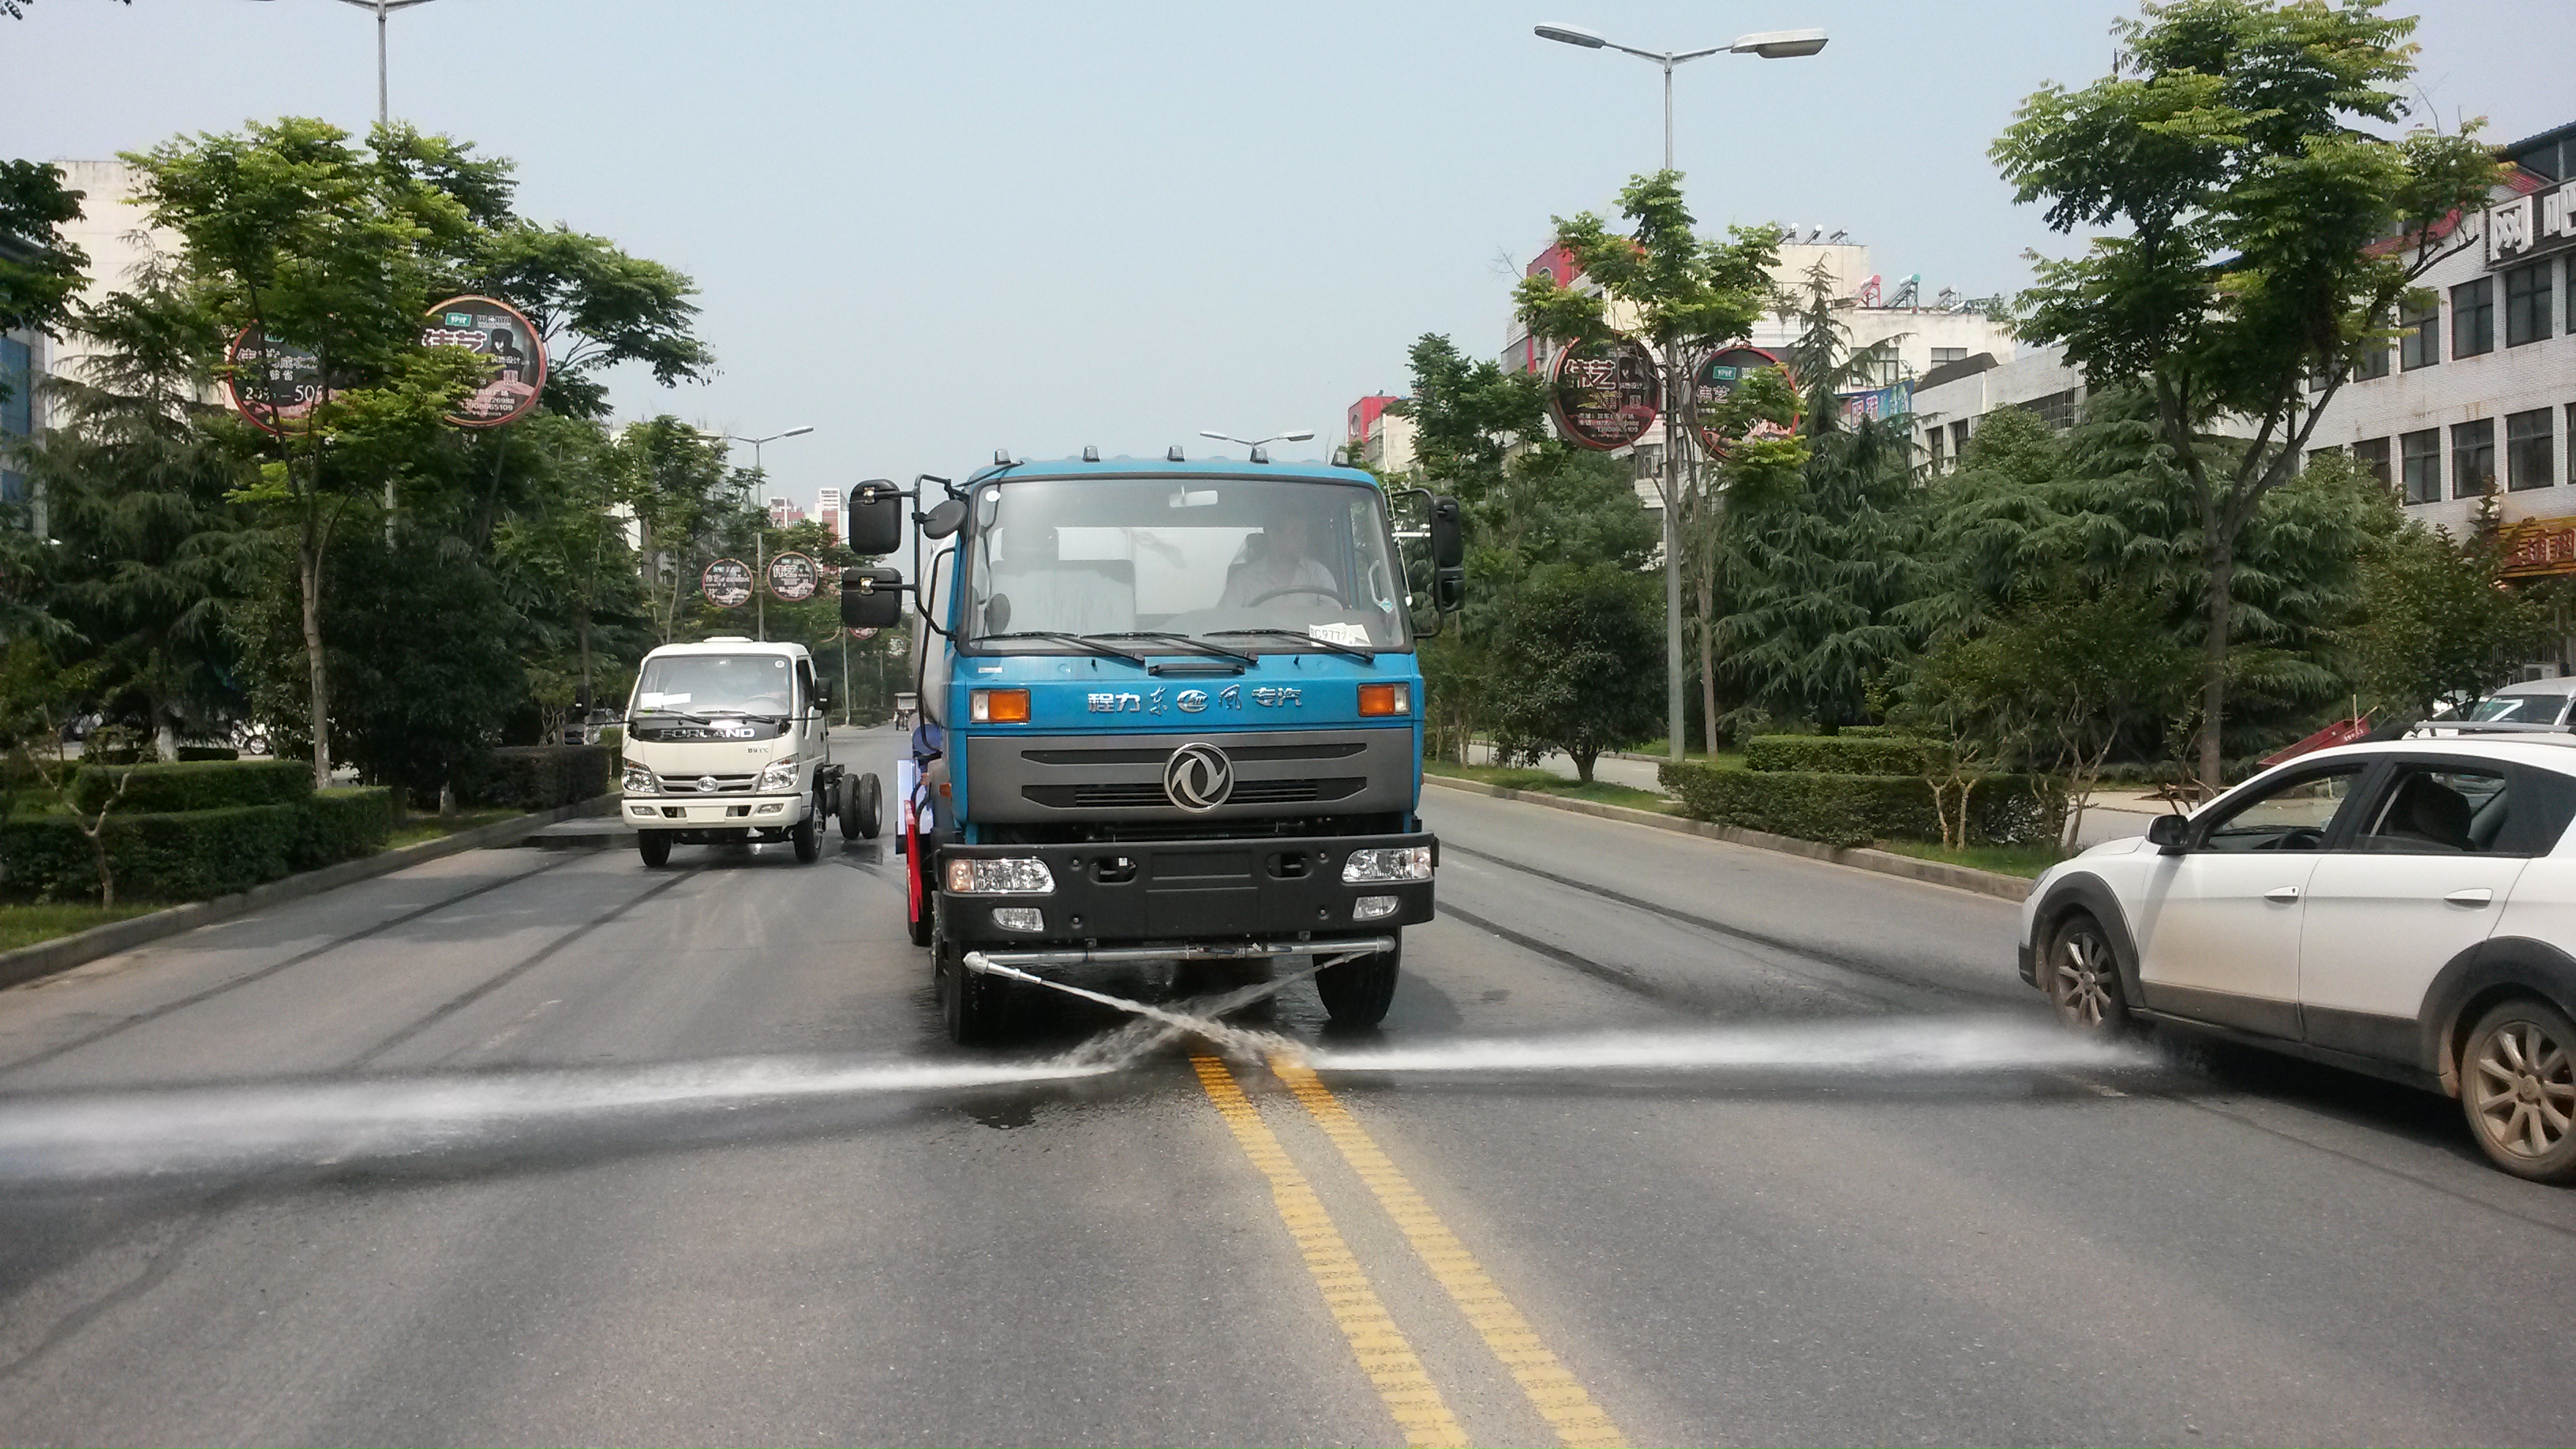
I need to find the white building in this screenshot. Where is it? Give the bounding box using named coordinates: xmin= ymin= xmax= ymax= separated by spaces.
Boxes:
xmin=1909 ymin=346 xmax=2091 ymax=474
xmin=816 ymin=486 xmax=843 ymax=545
xmin=6 ymin=160 xmax=165 ymax=528
xmin=2301 ymin=122 xmax=2576 ymax=558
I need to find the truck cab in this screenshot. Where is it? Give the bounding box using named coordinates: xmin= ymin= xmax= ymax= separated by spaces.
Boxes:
xmin=618 ymin=638 xmax=845 ymax=867
xmin=843 ymin=454 xmax=1463 ymax=1042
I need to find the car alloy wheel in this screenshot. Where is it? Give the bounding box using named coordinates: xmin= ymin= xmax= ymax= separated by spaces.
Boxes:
xmin=2463 ymin=999 xmax=2576 ymax=1181
xmin=2046 ymin=911 xmax=2130 ymax=1038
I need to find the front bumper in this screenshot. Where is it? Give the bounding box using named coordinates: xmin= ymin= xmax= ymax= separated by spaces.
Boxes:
xmin=937 ymin=830 xmax=1436 ymax=947
xmin=623 ymin=792 xmax=807 ymax=831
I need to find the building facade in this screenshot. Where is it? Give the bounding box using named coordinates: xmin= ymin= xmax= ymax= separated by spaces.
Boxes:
xmin=816 ymin=486 xmax=843 ymax=545
xmin=1342 ymin=393 xmax=1416 ymax=475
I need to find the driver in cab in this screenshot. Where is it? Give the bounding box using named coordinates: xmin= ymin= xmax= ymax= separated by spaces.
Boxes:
xmin=1220 ymin=513 xmax=1336 ymax=608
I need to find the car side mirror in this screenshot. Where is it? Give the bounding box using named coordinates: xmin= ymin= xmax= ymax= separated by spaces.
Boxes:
xmin=841 ymin=567 xmax=907 ymax=628
xmin=847 ymin=480 xmax=904 ymax=556
xmin=2146 ymin=813 xmax=2190 ymax=855
xmin=1430 ymin=495 xmax=1464 ymax=570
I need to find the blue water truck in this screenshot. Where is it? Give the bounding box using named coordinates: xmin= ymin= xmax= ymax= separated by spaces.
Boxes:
xmin=841 ymin=451 xmax=1464 ymax=1043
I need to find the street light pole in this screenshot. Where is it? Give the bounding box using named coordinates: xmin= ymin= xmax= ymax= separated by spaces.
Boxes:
xmin=715 ymin=427 xmax=812 ymax=643
xmin=1533 ymin=21 xmax=1826 ymax=760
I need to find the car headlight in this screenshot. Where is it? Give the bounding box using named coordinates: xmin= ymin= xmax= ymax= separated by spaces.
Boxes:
xmin=621 ymin=762 xmax=657 ymax=796
xmin=1342 ymin=845 xmax=1432 ymax=883
xmin=757 ymin=758 xmax=799 ymax=792
xmin=945 ymin=856 xmax=1056 ymax=894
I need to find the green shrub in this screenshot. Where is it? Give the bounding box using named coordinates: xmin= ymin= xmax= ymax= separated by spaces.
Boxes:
xmin=1661 ymin=761 xmax=2061 ymax=848
xmin=0 ymin=788 xmax=402 ymax=903
xmin=175 ymin=745 xmax=239 ymax=762
xmin=455 ymin=744 xmax=613 ymax=812
xmin=1837 ymin=724 xmax=1898 ymax=738
xmin=1743 ymin=734 xmax=1936 ymax=777
xmin=69 ymin=758 xmax=312 ymax=814
xmin=292 ymin=788 xmax=401 ymax=869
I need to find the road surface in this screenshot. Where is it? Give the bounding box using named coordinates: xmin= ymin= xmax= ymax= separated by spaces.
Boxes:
xmin=1 ymin=727 xmax=2569 ymax=1445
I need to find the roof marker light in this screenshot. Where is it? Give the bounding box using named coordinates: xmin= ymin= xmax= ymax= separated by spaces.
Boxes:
xmin=1167 ymin=445 xmax=1185 ymax=462
xmin=1083 ymin=445 xmax=1100 ymax=462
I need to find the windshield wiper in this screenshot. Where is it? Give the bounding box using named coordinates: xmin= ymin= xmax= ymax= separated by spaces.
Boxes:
xmin=1204 ymin=627 xmax=1376 ymax=663
xmin=972 ymin=631 xmax=1149 ymax=667
xmin=1085 ymin=631 xmax=1258 ymax=668
xmin=633 ymin=706 xmax=716 ymax=724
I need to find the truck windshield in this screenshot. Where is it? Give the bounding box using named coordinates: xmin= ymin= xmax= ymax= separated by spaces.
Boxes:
xmin=961 ymin=476 xmax=1410 ymax=651
xmin=631 ymin=653 xmax=796 ymax=717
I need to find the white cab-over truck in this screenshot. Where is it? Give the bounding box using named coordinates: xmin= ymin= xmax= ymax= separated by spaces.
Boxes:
xmin=619 ymin=638 xmax=880 ymax=866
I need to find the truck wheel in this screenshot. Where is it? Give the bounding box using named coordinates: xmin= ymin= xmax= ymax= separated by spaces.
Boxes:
xmin=1316 ymin=939 xmax=1400 ymax=1030
xmin=791 ymin=810 xmax=821 ymax=863
xmin=934 ymin=897 xmax=1005 ymax=1045
xmin=848 ymin=773 xmax=882 ymax=840
xmin=637 ymin=832 xmax=671 ymax=868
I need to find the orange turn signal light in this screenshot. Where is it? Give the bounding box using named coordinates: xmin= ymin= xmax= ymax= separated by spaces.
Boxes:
xmin=1357 ymin=683 xmax=1411 ymax=717
xmin=971 ymin=688 xmax=1031 ymax=723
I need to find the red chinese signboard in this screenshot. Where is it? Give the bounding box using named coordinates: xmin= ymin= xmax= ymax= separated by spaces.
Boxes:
xmin=766 ymin=551 xmax=820 ymax=602
xmin=2499 ymin=519 xmax=2576 ymax=578
xmin=1548 ymin=338 xmax=1661 ymax=451
xmin=421 ymin=295 xmax=548 ymax=428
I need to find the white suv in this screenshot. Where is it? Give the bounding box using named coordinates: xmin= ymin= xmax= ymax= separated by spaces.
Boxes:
xmin=2020 ymin=737 xmax=2576 ymax=1181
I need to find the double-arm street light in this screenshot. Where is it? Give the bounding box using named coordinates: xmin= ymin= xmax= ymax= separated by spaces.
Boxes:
xmin=729 ymin=425 xmax=816 ymax=479
xmin=249 ymin=0 xmax=448 ymax=127
xmin=1533 ymin=21 xmax=1827 ymax=761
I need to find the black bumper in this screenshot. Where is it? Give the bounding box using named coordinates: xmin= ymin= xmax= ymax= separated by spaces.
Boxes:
xmin=937 ymin=831 xmax=1436 ymax=946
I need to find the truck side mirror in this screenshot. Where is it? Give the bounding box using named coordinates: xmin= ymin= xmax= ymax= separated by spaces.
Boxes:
xmin=919 ymin=499 xmax=967 ymax=541
xmin=842 ymin=567 xmax=907 ymax=628
xmin=1435 ymin=566 xmax=1465 ymax=613
xmin=848 ymin=480 xmax=904 ymax=556
xmin=1430 ymin=495 xmax=1464 ymax=571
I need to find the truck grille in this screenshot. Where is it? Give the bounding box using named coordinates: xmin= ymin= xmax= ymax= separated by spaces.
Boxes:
xmin=1027 ymin=777 xmax=1365 ymax=810
xmin=661 ymin=772 xmax=758 ymax=794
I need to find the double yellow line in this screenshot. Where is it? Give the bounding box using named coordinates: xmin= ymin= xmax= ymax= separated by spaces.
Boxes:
xmin=1193 ymin=1054 xmax=1628 ymax=1449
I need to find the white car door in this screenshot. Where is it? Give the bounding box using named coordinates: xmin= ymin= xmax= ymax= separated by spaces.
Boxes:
xmin=2299 ymin=760 xmax=2534 ymax=1063
xmin=2131 ymin=762 xmax=2370 ymax=1039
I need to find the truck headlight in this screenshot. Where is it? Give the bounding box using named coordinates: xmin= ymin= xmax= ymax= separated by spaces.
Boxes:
xmin=621 ymin=762 xmax=657 ymax=796
xmin=945 ymin=856 xmax=1056 ymax=894
xmin=757 ymin=757 xmax=799 ymax=792
xmin=1342 ymin=845 xmax=1432 ymax=883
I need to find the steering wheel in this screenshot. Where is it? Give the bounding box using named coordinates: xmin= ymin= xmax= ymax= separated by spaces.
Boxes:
xmin=1245 ymin=584 xmax=1348 ymax=608
xmin=2250 ymin=826 xmax=2323 ymax=852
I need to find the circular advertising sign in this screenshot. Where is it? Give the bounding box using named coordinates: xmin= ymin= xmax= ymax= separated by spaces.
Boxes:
xmin=1548 ymin=338 xmax=1661 ymax=451
xmin=420 ymin=295 xmax=548 ymax=428
xmin=222 ymin=325 xmax=329 ymax=436
xmin=1688 ymin=345 xmax=1801 ymax=457
xmin=766 ymin=551 xmax=820 ymax=602
xmin=702 ymin=558 xmax=754 ymax=608
xmin=848 ymin=627 xmax=879 ymax=640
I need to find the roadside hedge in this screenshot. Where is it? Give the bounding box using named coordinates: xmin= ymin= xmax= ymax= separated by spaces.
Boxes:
xmin=1661 ymin=762 xmax=2061 ymax=848
xmin=0 ymin=788 xmax=399 ymax=903
xmin=69 ymin=758 xmax=311 ymax=814
xmin=456 ymin=744 xmax=613 ymax=811
xmin=175 ymin=745 xmax=239 ymax=762
xmin=1742 ymin=734 xmax=1936 ymax=777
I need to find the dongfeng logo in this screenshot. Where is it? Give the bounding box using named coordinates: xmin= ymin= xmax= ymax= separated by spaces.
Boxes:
xmin=1163 ymin=742 xmax=1234 ymax=811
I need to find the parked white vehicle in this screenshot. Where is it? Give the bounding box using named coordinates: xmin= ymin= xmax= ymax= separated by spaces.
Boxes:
xmin=2020 ymin=736 xmax=2576 ymax=1182
xmin=619 ymin=638 xmax=878 ymax=867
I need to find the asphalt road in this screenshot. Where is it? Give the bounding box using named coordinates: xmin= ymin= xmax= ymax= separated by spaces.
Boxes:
xmin=2 ymin=726 xmax=2571 ymax=1446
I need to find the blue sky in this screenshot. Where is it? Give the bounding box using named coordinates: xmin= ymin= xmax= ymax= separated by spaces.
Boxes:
xmin=11 ymin=1 xmax=2572 ymax=510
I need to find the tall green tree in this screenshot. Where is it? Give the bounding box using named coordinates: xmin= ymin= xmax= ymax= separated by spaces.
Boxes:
xmin=2352 ymin=502 xmax=2552 ymax=723
xmin=0 ymin=159 xmax=88 ymax=364
xmin=1993 ymin=0 xmax=2500 ymax=786
xmin=1487 ymin=561 xmax=1663 ymax=783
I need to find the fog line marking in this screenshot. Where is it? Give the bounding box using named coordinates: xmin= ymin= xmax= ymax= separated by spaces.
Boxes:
xmin=1189 ymin=1055 xmax=1467 ymax=1449
xmin=1272 ymin=1056 xmax=1630 ymax=1449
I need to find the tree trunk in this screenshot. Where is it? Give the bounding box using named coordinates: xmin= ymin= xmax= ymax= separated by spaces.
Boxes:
xmin=576 ymin=608 xmax=594 ymax=718
xmin=1696 ymin=564 xmax=1720 ymax=758
xmin=86 ymin=827 xmax=114 ymax=909
xmin=299 ymin=536 xmax=331 ymax=793
xmin=2200 ymin=539 xmax=2233 ymax=791
xmin=1574 ymin=746 xmax=1597 ymax=784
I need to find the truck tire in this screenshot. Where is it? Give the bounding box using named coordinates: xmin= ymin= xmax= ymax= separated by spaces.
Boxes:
xmin=1316 ymin=938 xmax=1400 ymax=1030
xmin=637 ymin=831 xmax=671 ymax=868
xmin=791 ymin=809 xmax=821 ymax=863
xmin=844 ymin=772 xmax=881 ymax=840
xmin=934 ymin=897 xmax=1005 ymax=1045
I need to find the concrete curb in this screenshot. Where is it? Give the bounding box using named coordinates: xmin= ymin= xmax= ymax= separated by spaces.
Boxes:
xmin=0 ymin=794 xmax=620 ymax=992
xmin=1423 ymin=773 xmax=2033 ymax=903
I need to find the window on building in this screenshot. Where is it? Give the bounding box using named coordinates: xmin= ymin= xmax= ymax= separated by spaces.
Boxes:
xmin=1950 ymin=419 xmax=1970 ymax=462
xmin=1929 ymin=346 xmax=1968 ymax=365
xmin=2401 ymin=428 xmax=2442 ymax=504
xmin=2568 ymin=256 xmax=2576 ymax=336
xmin=2452 ymin=278 xmax=2496 ymax=358
xmin=1927 ymin=425 xmax=1946 ymax=474
xmin=2308 ymin=444 xmax=2342 ymax=468
xmin=2015 ymin=389 xmax=2080 ymax=431
xmin=0 ymin=336 xmax=28 ymax=508
xmin=2507 ymin=409 xmax=2554 ymax=491
xmin=2400 ymin=297 xmax=2439 ymax=369
xmin=2353 ymin=436 xmax=2391 ymax=489
xmin=2453 ymin=418 xmax=2496 ymax=498
xmin=2354 ymin=336 xmax=2391 ymax=380
xmin=2507 ymin=263 xmax=2555 ymax=347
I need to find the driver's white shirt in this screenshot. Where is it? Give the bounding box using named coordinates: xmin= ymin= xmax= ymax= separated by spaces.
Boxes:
xmin=1219 ymin=553 xmax=1335 ymax=608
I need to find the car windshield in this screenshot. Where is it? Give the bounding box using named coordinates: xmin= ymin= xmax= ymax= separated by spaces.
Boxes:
xmin=2466 ymin=693 xmax=2565 ymax=724
xmin=960 ymin=475 xmax=1409 ymax=651
xmin=631 ymin=653 xmax=795 ymax=717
